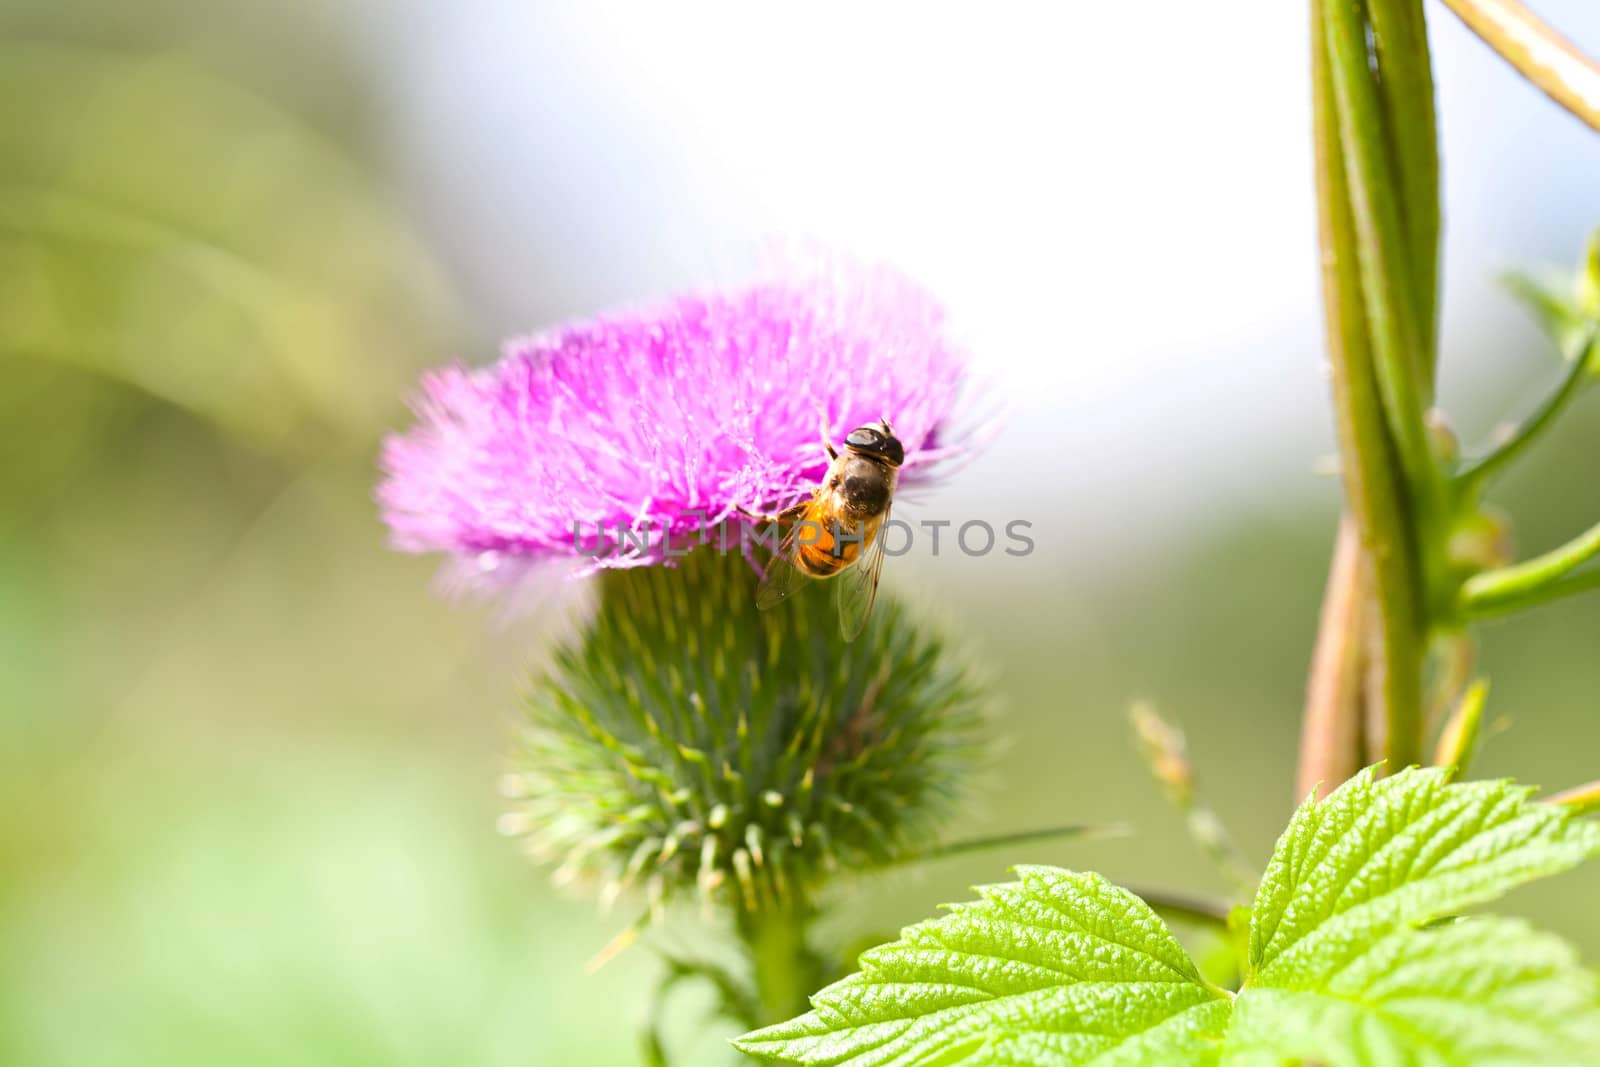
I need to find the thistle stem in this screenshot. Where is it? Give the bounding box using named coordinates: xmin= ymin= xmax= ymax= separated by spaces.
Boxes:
xmin=1455 ymin=324 xmax=1597 ymax=490
xmin=1439 ymin=0 xmax=1600 ymax=135
xmin=736 ymin=897 xmax=822 ymax=1025
xmin=1460 ymin=519 xmax=1600 ymax=617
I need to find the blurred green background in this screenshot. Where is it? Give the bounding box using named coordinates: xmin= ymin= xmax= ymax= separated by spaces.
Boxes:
xmin=3 ymin=3 xmax=1598 ymax=1064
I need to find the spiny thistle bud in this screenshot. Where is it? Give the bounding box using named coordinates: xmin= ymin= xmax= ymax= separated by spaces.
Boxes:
xmin=501 ymin=544 xmax=985 ymax=917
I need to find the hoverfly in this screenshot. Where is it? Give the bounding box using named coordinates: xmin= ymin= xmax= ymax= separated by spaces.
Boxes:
xmin=752 ymin=417 xmax=904 ymax=640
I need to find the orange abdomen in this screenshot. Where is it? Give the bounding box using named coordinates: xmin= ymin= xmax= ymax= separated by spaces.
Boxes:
xmin=796 ymin=508 xmax=883 ymax=577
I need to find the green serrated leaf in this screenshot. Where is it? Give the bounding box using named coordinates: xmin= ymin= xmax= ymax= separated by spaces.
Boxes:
xmin=737 ymin=769 xmax=1600 ymax=1067
xmin=732 ymin=866 xmax=1231 ymax=1065
xmin=1249 ymin=767 xmax=1600 ymax=986
xmin=1226 ymin=918 xmax=1600 ymax=1066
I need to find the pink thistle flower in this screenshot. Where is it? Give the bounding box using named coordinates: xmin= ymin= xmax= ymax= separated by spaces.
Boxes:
xmin=377 ymin=259 xmax=974 ymax=583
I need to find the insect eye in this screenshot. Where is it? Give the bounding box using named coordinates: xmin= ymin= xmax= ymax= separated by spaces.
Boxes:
xmin=846 ymin=428 xmax=881 ymax=449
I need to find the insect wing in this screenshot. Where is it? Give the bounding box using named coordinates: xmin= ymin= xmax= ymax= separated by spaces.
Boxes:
xmin=755 ymin=520 xmax=815 ymax=610
xmin=835 ymin=510 xmax=889 ymax=640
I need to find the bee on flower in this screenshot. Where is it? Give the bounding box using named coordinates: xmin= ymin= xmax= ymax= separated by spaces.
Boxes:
xmin=377 ymin=258 xmax=974 ymax=600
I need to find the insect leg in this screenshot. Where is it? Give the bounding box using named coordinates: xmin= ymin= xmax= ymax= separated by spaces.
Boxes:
xmin=815 ymin=403 xmax=838 ymax=460
xmin=736 ymin=501 xmax=809 ymax=525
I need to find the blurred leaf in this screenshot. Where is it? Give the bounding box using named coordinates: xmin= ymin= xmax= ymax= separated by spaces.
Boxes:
xmin=1581 ymin=230 xmax=1600 ymax=320
xmin=0 ymin=42 xmax=455 ymax=451
xmin=1504 ymin=230 xmax=1600 ymax=376
xmin=1503 ymin=270 xmax=1587 ymax=355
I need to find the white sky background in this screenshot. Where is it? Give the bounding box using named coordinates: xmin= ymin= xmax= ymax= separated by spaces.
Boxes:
xmin=360 ymin=1 xmax=1600 ymax=576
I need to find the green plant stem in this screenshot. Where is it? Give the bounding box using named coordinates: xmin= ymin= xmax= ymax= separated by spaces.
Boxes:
xmin=644 ymin=957 xmax=764 ymax=1065
xmin=1460 ymin=522 xmax=1600 ymax=617
xmin=737 ymin=897 xmax=822 ymax=1025
xmin=1366 ymin=0 xmax=1442 ymax=374
xmin=1460 ymin=567 xmax=1600 ymax=619
xmin=893 ymin=823 xmax=1127 ymax=867
xmin=1310 ymin=0 xmax=1430 ymax=772
xmin=1322 ymin=0 xmax=1443 ymax=507
xmin=1121 ymin=883 xmax=1233 ymax=931
xmin=1434 ymin=678 xmax=1489 ymax=780
xmin=643 ymin=969 xmax=692 ymax=1067
xmin=1422 ymin=631 xmax=1476 ymax=740
xmin=1440 ymin=0 xmax=1600 ymax=134
xmin=1131 ymin=702 xmax=1259 ymax=894
xmin=1544 ymin=779 xmax=1600 ymax=816
xmin=1456 ymin=324 xmax=1597 ymax=490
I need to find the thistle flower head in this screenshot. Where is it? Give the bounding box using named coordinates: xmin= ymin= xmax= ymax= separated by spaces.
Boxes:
xmin=501 ymin=548 xmax=984 ymax=916
xmin=380 ymin=258 xmax=991 ymax=940
xmin=377 ymin=260 xmax=972 ymax=579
